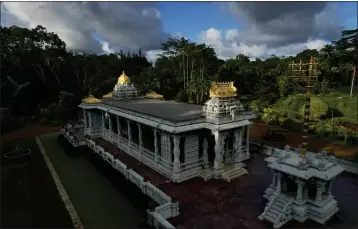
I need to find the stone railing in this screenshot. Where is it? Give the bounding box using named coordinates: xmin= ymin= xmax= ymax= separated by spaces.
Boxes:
xmin=86 ymin=139 xmax=179 ymax=229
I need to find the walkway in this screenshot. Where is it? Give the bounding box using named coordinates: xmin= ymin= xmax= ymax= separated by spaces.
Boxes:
xmin=39 ymin=134 xmax=145 ymax=229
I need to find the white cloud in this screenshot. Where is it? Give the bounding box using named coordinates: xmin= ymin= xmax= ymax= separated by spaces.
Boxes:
xmin=1 ymin=2 xmax=169 ymax=54
xmin=145 ymin=49 xmax=164 ymax=63
xmin=199 ymin=28 xmax=328 ymax=59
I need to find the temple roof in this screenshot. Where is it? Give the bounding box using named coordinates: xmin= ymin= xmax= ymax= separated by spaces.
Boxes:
xmin=99 ymin=98 xmax=203 ymax=122
xmin=265 ymin=150 xmax=344 ymax=181
xmin=117 ymin=71 xmax=131 ymax=85
xmin=209 ymin=82 xmax=237 ymax=98
xmin=82 ymin=95 xmax=101 ymax=104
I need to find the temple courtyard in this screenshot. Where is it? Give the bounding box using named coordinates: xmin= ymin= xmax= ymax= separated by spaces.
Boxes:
xmin=80 ymin=135 xmax=358 ymax=229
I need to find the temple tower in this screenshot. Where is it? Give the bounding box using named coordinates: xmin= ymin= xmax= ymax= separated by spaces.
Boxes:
xmin=111 ymin=71 xmax=138 ymax=100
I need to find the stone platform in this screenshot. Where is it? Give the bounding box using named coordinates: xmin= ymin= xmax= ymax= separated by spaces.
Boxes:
xmin=84 ymin=137 xmax=358 ymax=229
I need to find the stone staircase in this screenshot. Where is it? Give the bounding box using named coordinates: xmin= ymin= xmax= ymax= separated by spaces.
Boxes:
xmin=221 ymin=167 xmax=248 ymax=182
xmin=259 ymin=194 xmax=293 ymax=228
xmin=199 ymin=169 xmax=212 ymax=181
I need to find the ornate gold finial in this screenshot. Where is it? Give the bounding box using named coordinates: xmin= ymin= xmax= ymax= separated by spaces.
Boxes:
xmin=145 ymin=91 xmax=164 ymax=99
xmin=117 ymin=71 xmax=130 ymax=85
xmin=82 ymin=95 xmax=101 ymax=104
xmin=209 ymin=81 xmax=237 ymax=98
xmin=102 ymin=92 xmax=113 ymax=99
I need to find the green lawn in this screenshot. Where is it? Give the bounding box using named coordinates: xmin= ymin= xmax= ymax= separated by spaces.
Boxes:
xmin=39 ymin=134 xmax=145 ymax=229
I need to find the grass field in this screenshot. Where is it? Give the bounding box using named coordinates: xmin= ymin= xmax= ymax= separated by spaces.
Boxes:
xmin=39 ymin=134 xmax=147 ymax=229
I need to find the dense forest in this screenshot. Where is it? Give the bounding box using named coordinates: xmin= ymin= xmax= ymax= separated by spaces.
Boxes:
xmin=1 ymin=25 xmax=357 ymax=144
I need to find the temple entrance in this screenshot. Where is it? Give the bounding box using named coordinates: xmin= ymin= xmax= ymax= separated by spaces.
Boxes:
xmin=284 ymin=174 xmax=298 ymax=197
xmin=307 ymin=179 xmax=317 ymax=200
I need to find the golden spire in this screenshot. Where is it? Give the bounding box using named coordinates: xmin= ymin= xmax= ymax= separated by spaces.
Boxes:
xmin=145 ymin=91 xmax=164 ymax=99
xmin=102 ymin=92 xmax=113 ymax=99
xmin=82 ymin=95 xmax=101 ymax=104
xmin=117 ymin=71 xmax=130 ymax=85
xmin=209 ymin=81 xmax=237 ymax=98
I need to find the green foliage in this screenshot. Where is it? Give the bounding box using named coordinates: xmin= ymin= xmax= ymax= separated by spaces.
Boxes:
xmin=319 ymin=91 xmax=358 ymax=123
xmin=40 ymin=103 xmax=71 ymax=123
xmin=1 ymin=117 xmax=26 ymax=134
xmin=298 ymin=96 xmax=329 ymax=120
xmin=1 ymin=23 xmax=356 ymax=137
xmin=58 ymin=91 xmax=75 ymax=108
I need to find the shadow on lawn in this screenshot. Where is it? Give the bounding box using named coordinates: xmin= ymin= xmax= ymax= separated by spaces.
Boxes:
xmin=57 ymin=134 xmax=154 ymax=228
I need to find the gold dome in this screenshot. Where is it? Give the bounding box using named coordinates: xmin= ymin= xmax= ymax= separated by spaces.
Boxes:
xmin=102 ymin=92 xmax=113 ymax=99
xmin=209 ymin=81 xmax=237 ymax=98
xmin=82 ymin=95 xmax=101 ymax=104
xmin=145 ymin=91 xmax=164 ymax=99
xmin=117 ymin=71 xmax=130 ymax=85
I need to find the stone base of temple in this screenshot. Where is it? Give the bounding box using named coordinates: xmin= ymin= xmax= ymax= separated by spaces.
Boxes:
xmin=221 ymin=167 xmax=248 ymax=182
xmin=260 ymin=189 xmax=340 ymax=228
xmin=61 ymin=128 xmax=86 ymax=148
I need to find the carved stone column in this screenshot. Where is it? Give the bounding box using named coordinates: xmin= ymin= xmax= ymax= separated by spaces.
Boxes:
xmin=116 ymin=116 xmax=120 ymax=145
xmin=109 ymin=114 xmax=112 ymax=133
xmin=246 ymin=126 xmax=250 ymax=155
xmin=117 ymin=117 xmax=122 ymax=136
xmin=327 ymin=180 xmax=333 ymax=196
xmin=233 ymin=128 xmax=243 ymax=167
xmin=154 ymin=129 xmax=158 ymax=163
xmin=173 ymin=135 xmax=180 ymax=174
xmin=127 ymin=120 xmax=132 ymax=152
xmin=296 ymin=178 xmax=305 ymax=202
xmin=137 ymin=123 xmax=143 ymax=160
xmin=315 ymin=180 xmax=326 ymax=203
xmin=88 ymin=112 xmax=92 ymax=128
xmin=225 ymin=137 xmax=230 ymax=163
xmin=213 ymin=131 xmax=227 ymax=178
xmin=101 ymin=111 xmax=105 ymax=133
xmin=271 ymin=171 xmax=277 ymax=188
xmin=203 ymin=137 xmax=209 ymax=169
xmin=275 ymin=172 xmax=282 ymax=194
xmin=83 ymin=110 xmax=88 ymax=128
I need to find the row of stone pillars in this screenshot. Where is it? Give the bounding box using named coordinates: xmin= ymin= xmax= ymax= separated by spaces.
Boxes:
xmin=85 ymin=110 xmax=183 ymax=176
xmin=271 ymin=171 xmax=333 ymax=203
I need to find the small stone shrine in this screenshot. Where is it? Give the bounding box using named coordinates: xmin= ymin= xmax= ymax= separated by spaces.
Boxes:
xmin=259 ymin=146 xmax=344 ymax=228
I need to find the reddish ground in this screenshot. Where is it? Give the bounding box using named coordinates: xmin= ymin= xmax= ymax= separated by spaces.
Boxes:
xmin=249 ymin=122 xmax=330 ymax=152
xmin=1 ymin=124 xmax=61 ymax=145
xmin=1 ymin=138 xmax=73 ymax=228
xmin=92 ymin=137 xmax=358 ymax=229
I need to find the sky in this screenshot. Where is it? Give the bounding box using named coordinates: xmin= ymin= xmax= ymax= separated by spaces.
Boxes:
xmin=1 ymin=1 xmax=357 ymax=62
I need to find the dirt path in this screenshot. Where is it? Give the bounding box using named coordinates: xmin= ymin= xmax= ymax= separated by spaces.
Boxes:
xmin=1 ymin=124 xmax=61 ymax=145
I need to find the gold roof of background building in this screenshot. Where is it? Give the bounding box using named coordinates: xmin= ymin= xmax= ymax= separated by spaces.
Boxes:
xmin=145 ymin=91 xmax=164 ymax=99
xmin=102 ymin=92 xmax=113 ymax=99
xmin=117 ymin=71 xmax=130 ymax=85
xmin=82 ymin=95 xmax=101 ymax=104
xmin=209 ymin=82 xmax=237 ymax=98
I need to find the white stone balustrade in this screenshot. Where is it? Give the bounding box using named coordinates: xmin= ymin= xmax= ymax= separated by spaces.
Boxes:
xmin=88 ymin=140 xmax=178 ymax=229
